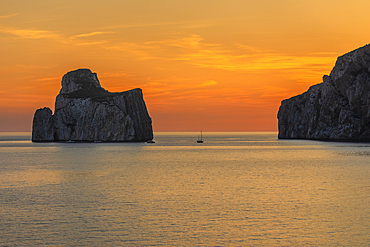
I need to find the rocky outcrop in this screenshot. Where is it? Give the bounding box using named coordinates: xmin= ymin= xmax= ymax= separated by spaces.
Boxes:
xmin=32 ymin=69 xmax=153 ymax=142
xmin=278 ymin=44 xmax=370 ymax=141
xmin=32 ymin=107 xmax=54 ymax=141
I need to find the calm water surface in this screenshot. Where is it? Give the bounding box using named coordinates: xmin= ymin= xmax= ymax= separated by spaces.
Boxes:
xmin=1 ymin=132 xmax=370 ymax=246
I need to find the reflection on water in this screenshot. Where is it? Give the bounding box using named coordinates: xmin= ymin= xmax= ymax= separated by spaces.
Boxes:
xmin=0 ymin=132 xmax=370 ymax=246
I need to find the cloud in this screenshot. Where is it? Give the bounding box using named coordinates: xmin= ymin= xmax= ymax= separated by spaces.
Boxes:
xmin=105 ymin=19 xmax=220 ymax=30
xmin=180 ymin=21 xmax=217 ymax=29
xmin=108 ymin=34 xmax=336 ymax=74
xmin=146 ymin=34 xmax=208 ymax=49
xmin=1 ymin=24 xmax=333 ymax=78
xmin=196 ymin=80 xmax=217 ymax=87
xmin=0 ymin=13 xmax=19 ymax=19
xmin=35 ymin=77 xmax=61 ymax=82
xmin=0 ymin=26 xmax=114 ymax=46
xmin=0 ymin=27 xmax=112 ymax=47
xmin=159 ymin=35 xmax=336 ymax=72
xmin=76 ymin=41 xmax=107 ymax=46
xmin=71 ymin=31 xmax=114 ymax=39
xmin=183 ymin=53 xmax=335 ymax=72
xmin=0 ymin=27 xmax=60 ymax=40
xmin=104 ymin=42 xmax=158 ymax=60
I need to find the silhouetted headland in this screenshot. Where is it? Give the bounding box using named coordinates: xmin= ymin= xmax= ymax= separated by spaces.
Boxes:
xmin=32 ymin=69 xmax=153 ymax=142
xmin=278 ymin=44 xmax=370 ymax=141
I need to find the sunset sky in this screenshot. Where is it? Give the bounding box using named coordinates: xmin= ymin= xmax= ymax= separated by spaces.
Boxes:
xmin=1 ymin=0 xmax=370 ymax=132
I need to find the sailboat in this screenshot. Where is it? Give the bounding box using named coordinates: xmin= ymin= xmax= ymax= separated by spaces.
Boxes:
xmin=197 ymin=131 xmax=204 ymax=143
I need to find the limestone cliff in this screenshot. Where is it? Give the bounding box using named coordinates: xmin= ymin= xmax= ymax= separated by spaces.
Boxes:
xmin=278 ymin=44 xmax=370 ymax=141
xmin=32 ymin=69 xmax=153 ymax=142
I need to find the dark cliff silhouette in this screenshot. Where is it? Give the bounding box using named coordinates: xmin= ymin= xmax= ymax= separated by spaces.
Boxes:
xmin=278 ymin=44 xmax=370 ymax=141
xmin=32 ymin=69 xmax=153 ymax=142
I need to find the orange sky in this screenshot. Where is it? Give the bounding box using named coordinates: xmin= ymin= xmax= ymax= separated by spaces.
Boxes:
xmin=1 ymin=0 xmax=370 ymax=132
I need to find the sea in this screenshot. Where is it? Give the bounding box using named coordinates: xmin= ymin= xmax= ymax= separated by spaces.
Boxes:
xmin=1 ymin=132 xmax=370 ymax=246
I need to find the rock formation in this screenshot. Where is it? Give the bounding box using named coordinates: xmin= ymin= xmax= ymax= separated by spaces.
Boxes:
xmin=278 ymin=44 xmax=370 ymax=141
xmin=32 ymin=69 xmax=153 ymax=142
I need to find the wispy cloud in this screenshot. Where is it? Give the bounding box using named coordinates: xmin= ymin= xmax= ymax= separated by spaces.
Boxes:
xmin=196 ymin=80 xmax=218 ymax=87
xmin=106 ymin=34 xmax=337 ymax=74
xmin=105 ymin=19 xmax=220 ymax=30
xmin=0 ymin=24 xmax=336 ymax=77
xmin=76 ymin=41 xmax=107 ymax=46
xmin=155 ymin=35 xmax=336 ymax=72
xmin=35 ymin=77 xmax=61 ymax=82
xmin=71 ymin=31 xmax=114 ymax=39
xmin=181 ymin=52 xmax=335 ymax=72
xmin=0 ymin=27 xmax=60 ymax=39
xmin=146 ymin=35 xmax=206 ymax=49
xmin=0 ymin=13 xmax=19 ymax=19
xmin=0 ymin=26 xmax=113 ymax=48
xmin=104 ymin=42 xmax=158 ymax=60
xmin=0 ymin=26 xmax=115 ymax=46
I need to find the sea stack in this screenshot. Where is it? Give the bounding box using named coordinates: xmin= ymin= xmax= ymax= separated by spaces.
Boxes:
xmin=32 ymin=69 xmax=153 ymax=142
xmin=278 ymin=44 xmax=370 ymax=141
